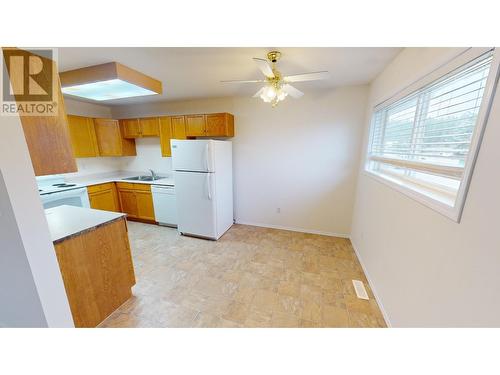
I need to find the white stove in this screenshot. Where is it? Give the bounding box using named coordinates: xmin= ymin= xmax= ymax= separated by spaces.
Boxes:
xmin=37 ymin=176 xmax=90 ymax=209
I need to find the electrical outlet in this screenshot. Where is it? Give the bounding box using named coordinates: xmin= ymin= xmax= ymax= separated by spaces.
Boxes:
xmin=276 ymin=207 xmax=281 ymax=214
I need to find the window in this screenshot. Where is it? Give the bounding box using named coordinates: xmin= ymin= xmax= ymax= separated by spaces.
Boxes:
xmin=366 ymin=49 xmax=498 ymax=221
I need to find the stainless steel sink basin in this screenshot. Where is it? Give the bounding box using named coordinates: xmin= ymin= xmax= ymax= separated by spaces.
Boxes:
xmin=122 ymin=175 xmax=164 ymax=181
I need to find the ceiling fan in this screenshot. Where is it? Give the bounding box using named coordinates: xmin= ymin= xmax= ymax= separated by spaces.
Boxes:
xmin=221 ymin=50 xmax=329 ymax=107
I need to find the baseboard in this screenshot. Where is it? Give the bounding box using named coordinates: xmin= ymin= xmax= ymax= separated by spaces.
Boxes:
xmin=234 ymin=220 xmax=350 ymax=238
xmin=350 ymin=238 xmax=392 ymax=328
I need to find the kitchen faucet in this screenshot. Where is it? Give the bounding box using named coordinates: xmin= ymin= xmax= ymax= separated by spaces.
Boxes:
xmin=149 ymin=169 xmax=157 ymax=180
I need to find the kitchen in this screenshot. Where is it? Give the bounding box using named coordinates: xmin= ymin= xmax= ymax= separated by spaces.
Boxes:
xmin=2 ymin=47 xmax=392 ymax=328
xmin=3 ymin=44 xmax=500 ymax=332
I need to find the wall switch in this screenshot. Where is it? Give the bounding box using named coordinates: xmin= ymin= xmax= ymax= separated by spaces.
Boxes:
xmin=276 ymin=207 xmax=281 ymax=214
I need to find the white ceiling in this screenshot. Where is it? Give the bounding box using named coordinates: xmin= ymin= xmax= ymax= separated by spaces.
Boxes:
xmin=57 ymin=47 xmax=402 ymax=106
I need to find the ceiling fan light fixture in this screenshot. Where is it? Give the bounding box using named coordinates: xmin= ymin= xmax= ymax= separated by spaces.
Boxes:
xmin=221 ymin=50 xmax=328 ymax=108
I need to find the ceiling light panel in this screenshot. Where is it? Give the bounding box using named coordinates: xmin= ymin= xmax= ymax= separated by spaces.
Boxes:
xmin=61 ymin=79 xmax=157 ymax=101
xmin=60 ymin=62 xmax=162 ymax=102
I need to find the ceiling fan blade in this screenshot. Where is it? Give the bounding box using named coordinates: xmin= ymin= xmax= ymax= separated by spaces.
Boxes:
xmin=221 ymin=79 xmax=267 ymax=83
xmin=252 ymin=87 xmax=265 ymax=98
xmin=284 ymin=71 xmax=329 ymax=82
xmin=282 ymin=84 xmax=304 ymax=99
xmin=253 ymin=58 xmax=275 ymax=78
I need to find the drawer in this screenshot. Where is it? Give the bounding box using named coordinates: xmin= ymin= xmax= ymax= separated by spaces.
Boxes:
xmin=116 ymin=182 xmax=151 ymax=192
xmin=87 ymin=182 xmax=115 ymax=194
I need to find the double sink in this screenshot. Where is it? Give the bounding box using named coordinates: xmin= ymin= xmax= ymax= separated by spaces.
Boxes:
xmin=122 ymin=175 xmax=164 ymax=182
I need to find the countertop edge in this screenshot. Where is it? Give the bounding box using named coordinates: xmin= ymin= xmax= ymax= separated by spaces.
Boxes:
xmin=68 ymin=175 xmax=175 ymax=188
xmin=53 ymin=214 xmax=126 ymax=245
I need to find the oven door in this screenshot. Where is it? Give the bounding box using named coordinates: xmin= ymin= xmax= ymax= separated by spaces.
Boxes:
xmin=41 ymin=187 xmax=90 ymax=209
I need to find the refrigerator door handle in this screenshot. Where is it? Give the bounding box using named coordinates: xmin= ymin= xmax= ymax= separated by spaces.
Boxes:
xmin=206 ymin=173 xmax=212 ymax=200
xmin=204 ymin=144 xmax=209 ymax=172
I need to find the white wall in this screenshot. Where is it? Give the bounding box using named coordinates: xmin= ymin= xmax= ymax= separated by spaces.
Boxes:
xmin=0 ymin=86 xmax=74 ymax=327
xmin=111 ymin=86 xmax=368 ymax=236
xmin=121 ymin=138 xmax=173 ymax=175
xmin=64 ymin=98 xmax=112 ymax=118
xmin=351 ymin=48 xmax=500 ymax=327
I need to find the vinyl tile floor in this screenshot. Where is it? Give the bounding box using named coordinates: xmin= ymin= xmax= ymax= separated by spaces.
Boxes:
xmin=98 ymin=222 xmax=386 ymax=328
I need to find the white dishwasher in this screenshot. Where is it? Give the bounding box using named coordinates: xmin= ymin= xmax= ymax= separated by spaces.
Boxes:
xmin=151 ymin=185 xmax=177 ymax=227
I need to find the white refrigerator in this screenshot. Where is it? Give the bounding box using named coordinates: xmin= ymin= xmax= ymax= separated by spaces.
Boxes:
xmin=171 ymin=139 xmax=233 ymax=240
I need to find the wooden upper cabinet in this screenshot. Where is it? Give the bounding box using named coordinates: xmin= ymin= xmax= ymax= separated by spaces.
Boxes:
xmin=139 ymin=117 xmax=160 ymax=136
xmin=170 ymin=116 xmax=187 ymax=139
xmin=159 ymin=116 xmax=172 ymax=157
xmin=185 ymin=113 xmax=234 ymax=137
xmin=94 ymin=118 xmax=136 ymax=157
xmin=121 ymin=119 xmax=141 ymax=138
xmin=205 ymin=113 xmax=234 ymax=137
xmin=185 ymin=114 xmax=206 ymax=136
xmin=121 ymin=117 xmax=160 ymax=138
xmin=67 ymin=115 xmax=99 ymax=157
xmin=160 ymin=116 xmax=188 ymax=157
xmin=2 ymin=48 xmax=77 ymax=176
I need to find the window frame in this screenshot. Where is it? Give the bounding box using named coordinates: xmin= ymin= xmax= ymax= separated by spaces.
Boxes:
xmin=364 ymin=47 xmax=500 ymax=222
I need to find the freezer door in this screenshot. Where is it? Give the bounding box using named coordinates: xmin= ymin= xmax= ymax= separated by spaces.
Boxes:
xmin=171 ymin=139 xmax=214 ymax=172
xmin=174 ymin=171 xmax=217 ymax=238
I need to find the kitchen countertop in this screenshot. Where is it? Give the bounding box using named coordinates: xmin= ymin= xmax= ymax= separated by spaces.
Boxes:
xmin=45 ymin=205 xmax=126 ymax=243
xmin=66 ymin=171 xmax=175 ymax=187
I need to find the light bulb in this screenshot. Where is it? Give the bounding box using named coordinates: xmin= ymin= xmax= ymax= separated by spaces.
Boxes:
xmin=277 ymin=90 xmax=287 ymax=101
xmin=260 ymin=91 xmax=271 ymax=103
xmin=265 ymin=86 xmax=276 ymax=99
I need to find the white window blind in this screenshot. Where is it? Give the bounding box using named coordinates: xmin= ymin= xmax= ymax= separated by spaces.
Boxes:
xmin=366 ymin=50 xmax=496 ymax=220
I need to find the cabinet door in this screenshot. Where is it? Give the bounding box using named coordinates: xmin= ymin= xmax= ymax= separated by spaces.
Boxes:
xmin=67 ymin=115 xmax=99 ymax=157
xmin=205 ymin=113 xmax=228 ymax=136
xmin=117 ymin=189 xmax=138 ymax=218
xmin=185 ymin=115 xmax=206 ymax=136
xmin=139 ymin=117 xmax=160 ymax=137
xmin=171 ymin=116 xmax=187 ymax=139
xmin=89 ymin=189 xmax=118 ymax=212
xmin=88 ymin=183 xmax=120 ymax=212
xmin=159 ymin=116 xmax=172 ymax=157
xmin=121 ymin=119 xmax=141 ymax=138
xmin=2 ymin=48 xmax=77 ymax=176
xmin=136 ymin=190 xmax=156 ymax=221
xmin=94 ymin=119 xmax=122 ymax=156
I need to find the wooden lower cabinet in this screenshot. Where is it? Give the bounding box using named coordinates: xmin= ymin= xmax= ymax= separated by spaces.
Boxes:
xmin=116 ymin=182 xmax=155 ymax=222
xmin=136 ymin=190 xmax=155 ymax=221
xmin=87 ymin=183 xmax=120 ymax=212
xmin=53 ymin=218 xmax=135 ymax=327
xmin=118 ymin=189 xmax=138 ymax=219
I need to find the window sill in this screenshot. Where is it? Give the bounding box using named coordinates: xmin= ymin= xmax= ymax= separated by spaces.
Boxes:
xmin=363 ymin=169 xmax=461 ymax=222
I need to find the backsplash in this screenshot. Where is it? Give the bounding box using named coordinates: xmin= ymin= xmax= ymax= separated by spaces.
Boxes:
xmin=121 ymin=138 xmax=173 ymax=175
xmin=63 ymin=137 xmax=172 ymax=178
